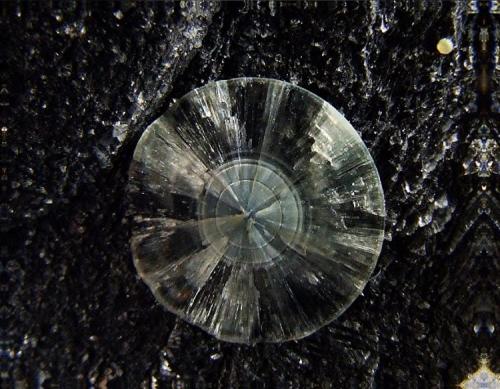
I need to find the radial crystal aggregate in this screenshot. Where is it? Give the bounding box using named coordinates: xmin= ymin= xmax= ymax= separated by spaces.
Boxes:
xmin=128 ymin=78 xmax=385 ymax=343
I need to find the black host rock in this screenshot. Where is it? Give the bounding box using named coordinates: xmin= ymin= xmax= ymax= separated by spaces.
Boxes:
xmin=3 ymin=2 xmax=498 ymax=388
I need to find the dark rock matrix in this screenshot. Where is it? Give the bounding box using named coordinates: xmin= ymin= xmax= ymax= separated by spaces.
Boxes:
xmin=2 ymin=1 xmax=498 ymax=388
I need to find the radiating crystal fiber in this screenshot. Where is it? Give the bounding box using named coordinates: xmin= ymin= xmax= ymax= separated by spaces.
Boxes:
xmin=128 ymin=78 xmax=385 ymax=343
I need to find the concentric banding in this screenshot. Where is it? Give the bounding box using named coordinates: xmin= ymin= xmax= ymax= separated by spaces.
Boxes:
xmin=128 ymin=78 xmax=385 ymax=344
xmin=198 ymin=158 xmax=303 ymax=263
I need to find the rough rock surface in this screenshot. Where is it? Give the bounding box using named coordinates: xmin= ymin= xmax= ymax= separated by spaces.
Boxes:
xmin=3 ymin=1 xmax=499 ymax=388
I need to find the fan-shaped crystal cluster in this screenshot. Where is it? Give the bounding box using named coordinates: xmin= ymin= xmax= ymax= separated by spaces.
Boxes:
xmin=128 ymin=78 xmax=385 ymax=343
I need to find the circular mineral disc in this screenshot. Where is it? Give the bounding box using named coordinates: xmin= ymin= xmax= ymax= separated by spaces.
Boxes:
xmin=128 ymin=78 xmax=385 ymax=344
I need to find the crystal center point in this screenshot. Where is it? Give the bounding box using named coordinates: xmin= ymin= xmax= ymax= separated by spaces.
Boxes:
xmin=199 ymin=158 xmax=303 ymax=263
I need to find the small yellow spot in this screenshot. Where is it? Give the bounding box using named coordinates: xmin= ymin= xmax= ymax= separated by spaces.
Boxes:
xmin=437 ymin=38 xmax=454 ymax=55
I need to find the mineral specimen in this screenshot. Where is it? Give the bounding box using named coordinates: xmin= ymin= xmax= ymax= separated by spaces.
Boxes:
xmin=128 ymin=78 xmax=385 ymax=343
